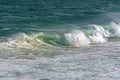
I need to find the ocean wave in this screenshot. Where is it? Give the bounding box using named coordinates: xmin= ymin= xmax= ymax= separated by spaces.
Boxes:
xmin=88 ymin=24 xmax=110 ymax=43
xmin=0 ymin=22 xmax=120 ymax=49
xmin=59 ymin=30 xmax=91 ymax=47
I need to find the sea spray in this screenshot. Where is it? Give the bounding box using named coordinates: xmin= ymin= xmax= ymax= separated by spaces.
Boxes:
xmin=59 ymin=30 xmax=90 ymax=47
xmin=88 ymin=24 xmax=110 ymax=43
xmin=91 ymin=24 xmax=110 ymax=37
xmin=109 ymin=22 xmax=120 ymax=37
xmin=7 ymin=33 xmax=28 ymax=45
xmin=89 ymin=32 xmax=107 ymax=43
xmin=1 ymin=33 xmax=50 ymax=49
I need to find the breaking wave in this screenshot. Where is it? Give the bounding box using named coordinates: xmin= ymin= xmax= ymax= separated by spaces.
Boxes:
xmin=0 ymin=22 xmax=120 ymax=48
xmin=59 ymin=30 xmax=91 ymax=47
xmin=88 ymin=24 xmax=110 ymax=43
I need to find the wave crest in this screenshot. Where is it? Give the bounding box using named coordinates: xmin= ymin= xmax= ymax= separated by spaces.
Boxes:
xmin=1 ymin=23 xmax=120 ymax=48
xmin=60 ymin=30 xmax=90 ymax=47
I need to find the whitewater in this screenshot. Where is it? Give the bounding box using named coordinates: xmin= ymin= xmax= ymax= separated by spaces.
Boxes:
xmin=0 ymin=0 xmax=120 ymax=80
xmin=0 ymin=22 xmax=120 ymax=80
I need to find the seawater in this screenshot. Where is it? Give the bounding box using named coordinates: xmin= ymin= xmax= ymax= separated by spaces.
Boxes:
xmin=0 ymin=0 xmax=120 ymax=80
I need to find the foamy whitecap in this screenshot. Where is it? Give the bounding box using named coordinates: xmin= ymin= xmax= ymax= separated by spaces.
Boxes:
xmin=89 ymin=32 xmax=107 ymax=43
xmin=109 ymin=22 xmax=120 ymax=37
xmin=90 ymin=24 xmax=110 ymax=37
xmin=61 ymin=30 xmax=90 ymax=47
xmin=7 ymin=33 xmax=28 ymax=45
xmin=88 ymin=25 xmax=109 ymax=43
xmin=0 ymin=33 xmax=49 ymax=49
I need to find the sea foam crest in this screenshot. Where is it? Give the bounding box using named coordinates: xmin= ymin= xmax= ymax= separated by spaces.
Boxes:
xmin=109 ymin=22 xmax=120 ymax=37
xmin=88 ymin=24 xmax=110 ymax=43
xmin=7 ymin=33 xmax=28 ymax=45
xmin=0 ymin=25 xmax=112 ymax=48
xmin=61 ymin=30 xmax=90 ymax=47
xmin=3 ymin=33 xmax=48 ymax=48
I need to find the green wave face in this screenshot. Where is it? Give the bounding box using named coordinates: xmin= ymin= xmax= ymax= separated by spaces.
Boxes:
xmin=38 ymin=34 xmax=61 ymax=46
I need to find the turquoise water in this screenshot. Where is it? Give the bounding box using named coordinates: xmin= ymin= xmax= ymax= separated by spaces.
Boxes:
xmin=0 ymin=0 xmax=120 ymax=80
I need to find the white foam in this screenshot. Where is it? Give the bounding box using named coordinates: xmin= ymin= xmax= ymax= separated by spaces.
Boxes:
xmin=90 ymin=24 xmax=110 ymax=37
xmin=7 ymin=33 xmax=28 ymax=45
xmin=88 ymin=25 xmax=109 ymax=43
xmin=89 ymin=32 xmax=107 ymax=43
xmin=109 ymin=22 xmax=120 ymax=37
xmin=61 ymin=30 xmax=90 ymax=47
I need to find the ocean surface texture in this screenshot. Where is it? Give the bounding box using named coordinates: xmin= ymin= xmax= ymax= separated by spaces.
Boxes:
xmin=0 ymin=0 xmax=120 ymax=80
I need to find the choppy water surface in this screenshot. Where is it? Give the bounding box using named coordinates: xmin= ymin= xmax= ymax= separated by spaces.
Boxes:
xmin=0 ymin=0 xmax=120 ymax=80
xmin=0 ymin=41 xmax=120 ymax=80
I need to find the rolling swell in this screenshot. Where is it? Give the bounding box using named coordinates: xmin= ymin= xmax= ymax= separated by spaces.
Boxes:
xmin=0 ymin=22 xmax=120 ymax=49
